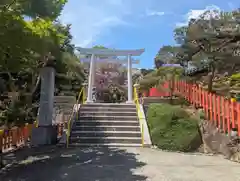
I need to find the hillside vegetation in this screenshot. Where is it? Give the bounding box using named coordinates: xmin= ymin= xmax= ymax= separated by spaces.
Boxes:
xmin=147 ymin=103 xmax=202 ymax=152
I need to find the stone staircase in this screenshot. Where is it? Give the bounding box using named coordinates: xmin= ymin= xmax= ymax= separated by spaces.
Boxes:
xmin=69 ymin=103 xmax=142 ymax=147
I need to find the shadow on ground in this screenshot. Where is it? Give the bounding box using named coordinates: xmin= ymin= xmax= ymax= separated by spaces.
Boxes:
xmin=0 ymin=146 xmax=147 ymax=181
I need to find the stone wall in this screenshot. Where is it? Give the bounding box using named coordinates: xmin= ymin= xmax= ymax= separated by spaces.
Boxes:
xmin=53 ymin=96 xmax=76 ymax=124
xmin=199 ymin=119 xmax=240 ymax=163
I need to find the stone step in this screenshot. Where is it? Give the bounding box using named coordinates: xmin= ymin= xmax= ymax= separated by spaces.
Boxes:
xmin=73 ymin=125 xmax=141 ymax=132
xmin=69 ymin=142 xmax=142 ymax=147
xmin=82 ymin=103 xmax=136 ymax=108
xmin=79 ymin=115 xmax=138 ymax=121
xmin=80 ymin=107 xmax=136 ymax=112
xmin=71 ymin=131 xmax=142 ymax=137
xmin=75 ymin=120 xmax=140 ymax=127
xmin=79 ymin=112 xmax=137 ymax=117
xmin=70 ymin=137 xmax=142 ymax=144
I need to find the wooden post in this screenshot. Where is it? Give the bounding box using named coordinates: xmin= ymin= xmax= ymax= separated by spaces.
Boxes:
xmin=213 ymin=94 xmax=217 ymax=126
xmin=231 ymin=101 xmax=236 ymax=129
xmin=226 ymin=100 xmax=231 ymax=134
xmin=209 ymin=93 xmax=212 ymax=122
xmin=237 ymin=103 xmax=240 ymax=136
xmin=205 ymin=91 xmax=209 ymax=120
xmin=221 ymin=97 xmax=226 ymax=133
xmin=11 ymin=127 xmax=18 ymax=147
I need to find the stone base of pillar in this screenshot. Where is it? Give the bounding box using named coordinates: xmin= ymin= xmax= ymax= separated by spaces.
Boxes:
xmin=126 ymin=100 xmax=134 ymax=104
xmin=85 ymin=100 xmax=94 ymax=104
xmin=31 ymin=125 xmax=57 ymax=146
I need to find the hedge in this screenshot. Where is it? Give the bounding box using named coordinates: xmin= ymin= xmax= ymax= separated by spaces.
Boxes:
xmin=147 ymin=103 xmax=202 ymax=152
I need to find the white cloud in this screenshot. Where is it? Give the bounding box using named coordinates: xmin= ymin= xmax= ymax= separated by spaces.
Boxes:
xmin=60 ymin=0 xmax=156 ymax=47
xmin=93 ymin=16 xmax=129 ymax=27
xmin=146 ymin=10 xmax=165 ymax=17
xmin=60 ymin=0 xmax=159 ymax=47
xmin=176 ymin=5 xmax=221 ymax=27
xmin=60 ymin=0 xmax=132 ymax=47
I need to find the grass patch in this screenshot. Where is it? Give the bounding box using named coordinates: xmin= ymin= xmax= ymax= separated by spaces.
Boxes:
xmin=147 ymin=103 xmax=202 ymax=152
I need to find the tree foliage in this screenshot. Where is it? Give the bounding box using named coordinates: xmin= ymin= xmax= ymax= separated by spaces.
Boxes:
xmin=139 ymin=66 xmax=183 ymax=94
xmin=0 ymin=0 xmax=85 ymax=127
xmin=154 ymin=46 xmax=181 ymax=68
xmin=151 ymin=8 xmax=240 ymax=95
xmin=157 ymin=67 xmax=183 ymax=102
xmin=175 ymin=9 xmax=240 ymax=92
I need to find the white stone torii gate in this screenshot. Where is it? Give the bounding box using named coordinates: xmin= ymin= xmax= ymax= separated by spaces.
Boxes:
xmin=78 ymin=48 xmax=145 ymax=103
xmin=80 ymin=57 xmax=140 ymax=64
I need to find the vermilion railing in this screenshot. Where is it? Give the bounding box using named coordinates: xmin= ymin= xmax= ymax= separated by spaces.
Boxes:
xmin=0 ymin=122 xmax=65 ymax=153
xmin=147 ymin=80 xmax=240 ymax=136
xmin=148 ymin=83 xmax=170 ymax=97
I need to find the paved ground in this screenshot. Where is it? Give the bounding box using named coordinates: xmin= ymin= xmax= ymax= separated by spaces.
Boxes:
xmin=1 ymin=147 xmax=240 ymax=181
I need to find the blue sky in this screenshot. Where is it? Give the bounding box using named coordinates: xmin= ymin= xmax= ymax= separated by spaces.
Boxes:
xmin=60 ymin=0 xmax=239 ymax=69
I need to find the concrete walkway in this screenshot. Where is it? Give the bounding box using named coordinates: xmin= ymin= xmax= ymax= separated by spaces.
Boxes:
xmin=1 ymin=147 xmax=240 ymax=181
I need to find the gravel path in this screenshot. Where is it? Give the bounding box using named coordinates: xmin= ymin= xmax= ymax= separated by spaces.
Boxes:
xmin=1 ymin=147 xmax=240 ymax=181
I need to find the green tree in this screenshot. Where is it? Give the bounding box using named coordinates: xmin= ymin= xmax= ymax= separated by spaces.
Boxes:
xmin=0 ymin=0 xmax=85 ymax=127
xmin=139 ymin=67 xmax=183 ymax=102
xmin=155 ymin=46 xmax=181 ymax=65
xmin=174 ymin=9 xmax=240 ymax=92
xmin=156 ymin=67 xmax=183 ymax=102
xmin=139 ymin=70 xmax=160 ymax=91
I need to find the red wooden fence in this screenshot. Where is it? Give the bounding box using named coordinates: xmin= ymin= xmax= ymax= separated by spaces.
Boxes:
xmin=148 ymin=82 xmax=170 ymax=97
xmin=144 ymin=82 xmax=170 ymax=97
xmin=148 ymin=80 xmax=240 ymax=136
xmin=0 ymin=122 xmax=65 ymax=153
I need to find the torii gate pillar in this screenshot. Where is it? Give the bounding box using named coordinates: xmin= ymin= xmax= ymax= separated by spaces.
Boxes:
xmin=126 ymin=54 xmax=133 ymax=103
xmin=86 ymin=54 xmax=95 ymax=103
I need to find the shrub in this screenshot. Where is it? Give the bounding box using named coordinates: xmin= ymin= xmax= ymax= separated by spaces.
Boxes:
xmin=147 ymin=103 xmax=201 ymax=152
xmin=230 ymin=73 xmax=240 ymax=81
xmin=177 ymin=97 xmax=190 ymax=106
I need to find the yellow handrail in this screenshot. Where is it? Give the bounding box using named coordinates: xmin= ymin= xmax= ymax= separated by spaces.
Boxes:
xmin=34 ymin=120 xmax=38 ymax=127
xmin=133 ymin=87 xmax=144 ymax=147
xmin=66 ymin=87 xmax=86 ymax=148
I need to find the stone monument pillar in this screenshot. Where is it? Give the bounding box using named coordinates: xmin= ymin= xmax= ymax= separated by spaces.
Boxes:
xmin=31 ymin=65 xmax=57 ymax=146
